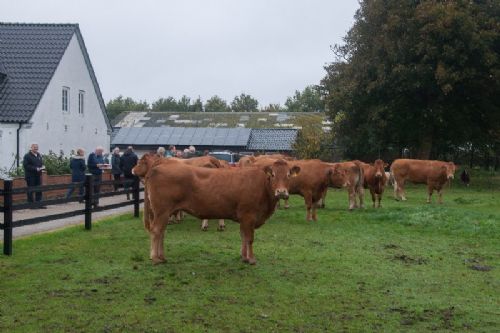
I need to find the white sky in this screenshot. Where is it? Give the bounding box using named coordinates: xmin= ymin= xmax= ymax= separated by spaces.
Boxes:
xmin=1 ymin=0 xmax=359 ymax=106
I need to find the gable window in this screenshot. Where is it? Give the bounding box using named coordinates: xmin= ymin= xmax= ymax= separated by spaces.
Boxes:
xmin=78 ymin=90 xmax=85 ymax=115
xmin=62 ymin=87 xmax=70 ymax=112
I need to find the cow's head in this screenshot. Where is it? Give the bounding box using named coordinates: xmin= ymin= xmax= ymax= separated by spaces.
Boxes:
xmin=373 ymin=159 xmax=387 ymax=179
xmin=442 ymin=162 xmax=456 ymax=180
xmin=328 ymin=164 xmax=350 ymax=187
xmin=263 ymin=159 xmax=300 ymax=199
xmin=132 ymin=153 xmax=159 ymax=177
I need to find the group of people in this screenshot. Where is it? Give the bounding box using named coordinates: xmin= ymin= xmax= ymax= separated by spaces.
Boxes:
xmin=156 ymin=145 xmax=203 ymax=159
xmin=22 ymin=143 xmax=139 ymax=208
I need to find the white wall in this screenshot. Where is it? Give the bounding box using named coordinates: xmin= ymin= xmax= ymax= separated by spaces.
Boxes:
xmin=21 ymin=33 xmax=110 ymax=164
xmin=0 ymin=123 xmax=21 ymax=171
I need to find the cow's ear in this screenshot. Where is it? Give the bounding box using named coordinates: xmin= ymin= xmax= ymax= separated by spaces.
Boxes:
xmin=263 ymin=165 xmax=273 ymax=177
xmin=290 ymin=165 xmax=301 ymax=177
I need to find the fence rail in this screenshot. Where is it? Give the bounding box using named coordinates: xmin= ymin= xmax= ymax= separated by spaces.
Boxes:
xmin=1 ymin=174 xmax=144 ymax=255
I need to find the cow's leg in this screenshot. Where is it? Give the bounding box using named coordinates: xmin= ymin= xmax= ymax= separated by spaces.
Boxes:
xmin=176 ymin=211 xmax=183 ymax=223
xmin=427 ymin=185 xmax=433 ymax=203
xmin=312 ymin=201 xmax=318 ymax=221
xmin=217 ymin=219 xmax=225 ymax=231
xmin=150 ymin=214 xmax=168 ymax=264
xmin=284 ymin=198 xmax=290 ymax=209
xmin=377 ymin=190 xmax=383 ymax=208
xmin=303 ymin=191 xmax=313 ymax=221
xmin=358 ymin=186 xmax=365 ymax=208
xmin=348 ymin=187 xmax=356 ymax=210
xmin=395 ymin=179 xmax=406 ymax=201
xmin=240 ymin=223 xmax=256 ymax=265
xmin=437 ymin=188 xmax=443 ymax=204
xmin=370 ymin=188 xmax=376 ymax=208
xmin=201 ymin=219 xmax=209 ymax=231
xmin=239 ymin=227 xmax=248 ymax=261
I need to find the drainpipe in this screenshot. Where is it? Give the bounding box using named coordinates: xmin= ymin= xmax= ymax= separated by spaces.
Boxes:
xmin=16 ymin=122 xmax=22 ymax=168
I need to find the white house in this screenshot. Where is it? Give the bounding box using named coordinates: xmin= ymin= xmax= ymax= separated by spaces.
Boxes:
xmin=0 ymin=23 xmax=111 ymax=173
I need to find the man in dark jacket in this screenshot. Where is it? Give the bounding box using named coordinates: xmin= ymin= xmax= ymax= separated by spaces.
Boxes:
xmin=111 ymin=147 xmax=122 ymax=191
xmin=87 ymin=146 xmax=105 ymax=207
xmin=22 ymin=143 xmax=45 ymax=205
xmin=120 ymin=146 xmax=138 ymax=200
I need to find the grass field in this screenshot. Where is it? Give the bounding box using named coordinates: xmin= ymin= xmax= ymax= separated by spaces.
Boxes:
xmin=1 ymin=176 xmax=499 ymax=332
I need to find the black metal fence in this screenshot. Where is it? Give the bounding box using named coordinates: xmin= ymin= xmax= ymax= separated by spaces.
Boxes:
xmin=0 ymin=174 xmax=144 ymax=256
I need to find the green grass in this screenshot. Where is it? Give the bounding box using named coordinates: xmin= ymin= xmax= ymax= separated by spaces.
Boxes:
xmin=1 ymin=178 xmax=499 ymax=332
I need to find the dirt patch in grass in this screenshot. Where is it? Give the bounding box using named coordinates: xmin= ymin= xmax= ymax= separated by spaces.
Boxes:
xmin=392 ymin=254 xmax=428 ymax=265
xmin=390 ymin=306 xmax=456 ymax=329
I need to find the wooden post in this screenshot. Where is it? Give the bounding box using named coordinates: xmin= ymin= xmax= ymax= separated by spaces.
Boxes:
xmin=84 ymin=174 xmax=93 ymax=230
xmin=3 ymin=179 xmax=13 ymax=255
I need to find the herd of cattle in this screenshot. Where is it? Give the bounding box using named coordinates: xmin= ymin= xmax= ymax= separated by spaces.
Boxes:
xmin=131 ymin=154 xmax=457 ymax=265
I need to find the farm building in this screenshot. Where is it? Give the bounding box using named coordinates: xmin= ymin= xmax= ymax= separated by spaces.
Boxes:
xmin=0 ymin=23 xmax=111 ymax=172
xmin=112 ymin=111 xmax=330 ymax=130
xmin=111 ymin=127 xmax=298 ymax=155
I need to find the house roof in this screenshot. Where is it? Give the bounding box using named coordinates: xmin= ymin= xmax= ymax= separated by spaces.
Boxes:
xmin=112 ymin=127 xmax=252 ymax=147
xmin=111 ymin=126 xmax=298 ymax=151
xmin=247 ymin=129 xmax=298 ymax=151
xmin=0 ymin=23 xmax=110 ymax=129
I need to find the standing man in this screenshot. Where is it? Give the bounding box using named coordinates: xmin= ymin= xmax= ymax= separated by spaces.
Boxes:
xmin=120 ymin=146 xmax=138 ymax=200
xmin=87 ymin=146 xmax=105 ymax=207
xmin=111 ymin=147 xmax=122 ymax=191
xmin=22 ymin=143 xmax=45 ymax=206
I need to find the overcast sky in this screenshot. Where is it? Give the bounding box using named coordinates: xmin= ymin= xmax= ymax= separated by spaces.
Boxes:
xmin=2 ymin=0 xmax=359 ymax=106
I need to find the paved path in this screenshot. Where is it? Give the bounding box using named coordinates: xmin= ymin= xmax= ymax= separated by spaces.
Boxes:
xmin=1 ymin=194 xmax=144 ymax=239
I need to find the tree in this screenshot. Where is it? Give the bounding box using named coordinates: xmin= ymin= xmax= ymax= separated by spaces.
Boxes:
xmin=190 ymin=96 xmax=204 ymax=112
xmin=151 ymin=97 xmax=178 ymax=111
xmin=261 ymin=103 xmax=285 ymax=112
xmin=285 ymin=85 xmax=325 ymax=113
xmin=106 ymin=96 xmax=149 ymax=120
xmin=321 ymin=0 xmax=500 ymax=160
xmin=177 ymin=95 xmax=191 ymax=112
xmin=204 ymin=95 xmax=231 ymax=112
xmin=231 ymin=93 xmax=259 ymax=112
xmin=293 ymin=117 xmax=332 ymax=160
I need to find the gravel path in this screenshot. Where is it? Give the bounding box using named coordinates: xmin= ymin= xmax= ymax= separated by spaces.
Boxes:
xmin=0 ymin=194 xmax=144 ymax=239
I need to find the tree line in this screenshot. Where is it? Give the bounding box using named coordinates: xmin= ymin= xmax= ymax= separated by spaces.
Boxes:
xmin=321 ymin=0 xmax=499 ymax=167
xmin=106 ymin=86 xmax=325 ymax=120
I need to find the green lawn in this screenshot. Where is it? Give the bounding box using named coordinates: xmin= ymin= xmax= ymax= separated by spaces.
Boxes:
xmin=1 ymin=178 xmax=499 ymax=332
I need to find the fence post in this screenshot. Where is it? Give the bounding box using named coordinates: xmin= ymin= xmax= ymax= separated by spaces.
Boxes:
xmin=133 ymin=176 xmax=140 ymax=218
xmin=3 ymin=179 xmax=13 ymax=255
xmin=84 ymin=174 xmax=93 ymax=230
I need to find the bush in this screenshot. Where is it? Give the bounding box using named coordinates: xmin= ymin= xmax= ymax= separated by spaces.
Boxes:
xmin=43 ymin=150 xmax=71 ymax=175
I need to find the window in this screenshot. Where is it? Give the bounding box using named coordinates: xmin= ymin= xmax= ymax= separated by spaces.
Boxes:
xmin=64 ymin=125 xmax=68 ymax=132
xmin=62 ymin=87 xmax=70 ymax=112
xmin=78 ymin=90 xmax=85 ymax=115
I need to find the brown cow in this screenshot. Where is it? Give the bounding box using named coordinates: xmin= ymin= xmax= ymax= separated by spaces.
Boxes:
xmin=252 ymin=158 xmax=348 ymax=221
xmin=287 ymin=160 xmax=346 ymax=221
xmin=144 ymin=159 xmax=300 ymax=264
xmin=358 ymin=159 xmax=388 ymax=208
xmin=390 ymin=159 xmax=456 ymax=203
xmin=132 ymin=154 xmax=226 ymax=231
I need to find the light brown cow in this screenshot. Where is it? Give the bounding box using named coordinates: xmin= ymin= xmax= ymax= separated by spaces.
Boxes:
xmin=255 ymin=154 xmax=295 ymax=161
xmin=238 ymin=155 xmax=256 ymax=167
xmin=358 ymin=159 xmax=388 ymax=208
xmin=144 ymin=159 xmax=300 ymax=264
xmin=132 ymin=154 xmax=226 ymax=231
xmin=390 ymin=159 xmax=456 ymax=203
xmin=323 ymin=161 xmax=364 ymax=210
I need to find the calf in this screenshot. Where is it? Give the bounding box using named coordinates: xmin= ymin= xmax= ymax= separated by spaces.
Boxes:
xmin=358 ymin=159 xmax=388 ymax=208
xmin=144 ymin=159 xmax=300 ymax=264
xmin=390 ymin=159 xmax=456 ymax=203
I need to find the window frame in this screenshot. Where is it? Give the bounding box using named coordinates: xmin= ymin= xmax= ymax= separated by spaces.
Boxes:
xmin=62 ymin=86 xmax=70 ymax=112
xmin=78 ymin=90 xmax=85 ymax=115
